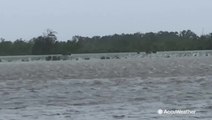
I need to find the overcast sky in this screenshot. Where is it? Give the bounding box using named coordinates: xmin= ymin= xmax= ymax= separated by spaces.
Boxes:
xmin=0 ymin=0 xmax=212 ymax=41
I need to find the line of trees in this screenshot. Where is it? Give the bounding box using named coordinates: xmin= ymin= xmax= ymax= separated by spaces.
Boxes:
xmin=0 ymin=30 xmax=212 ymax=56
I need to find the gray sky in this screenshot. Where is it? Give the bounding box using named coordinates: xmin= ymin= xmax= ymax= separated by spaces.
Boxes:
xmin=0 ymin=0 xmax=212 ymax=41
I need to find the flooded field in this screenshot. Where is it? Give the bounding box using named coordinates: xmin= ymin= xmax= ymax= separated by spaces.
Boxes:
xmin=0 ymin=56 xmax=212 ymax=120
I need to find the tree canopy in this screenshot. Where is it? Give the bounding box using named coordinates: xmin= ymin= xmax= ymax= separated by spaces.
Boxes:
xmin=0 ymin=30 xmax=212 ymax=56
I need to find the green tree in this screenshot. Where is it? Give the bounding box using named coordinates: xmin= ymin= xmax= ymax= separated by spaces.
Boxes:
xmin=32 ymin=30 xmax=57 ymax=55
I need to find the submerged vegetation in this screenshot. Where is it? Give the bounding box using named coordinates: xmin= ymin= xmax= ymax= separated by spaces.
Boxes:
xmin=0 ymin=30 xmax=212 ymax=56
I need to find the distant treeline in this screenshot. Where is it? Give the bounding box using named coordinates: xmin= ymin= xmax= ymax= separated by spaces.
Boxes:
xmin=0 ymin=30 xmax=212 ymax=55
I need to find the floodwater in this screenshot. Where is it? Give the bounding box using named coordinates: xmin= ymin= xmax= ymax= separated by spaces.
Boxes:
xmin=0 ymin=56 xmax=212 ymax=120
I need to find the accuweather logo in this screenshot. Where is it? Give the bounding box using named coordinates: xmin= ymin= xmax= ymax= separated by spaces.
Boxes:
xmin=158 ymin=109 xmax=196 ymax=115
